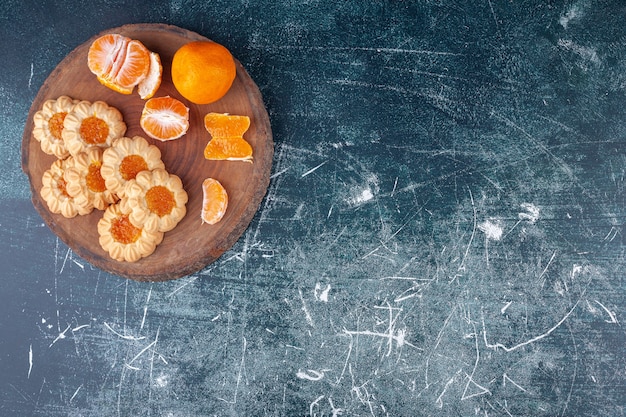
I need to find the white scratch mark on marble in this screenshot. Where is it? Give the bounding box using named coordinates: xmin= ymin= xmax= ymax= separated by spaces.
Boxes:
xmin=296 ymin=369 xmax=326 ymax=381
xmin=353 ymin=381 xmax=376 ymax=416
xmin=126 ymin=328 xmax=159 ymax=369
xmin=28 ymin=63 xmax=33 ymax=89
xmin=299 ymin=288 xmax=315 ymax=327
xmin=301 ymin=161 xmax=327 ymax=177
xmin=117 ymin=367 xmax=125 ymax=416
xmin=49 ymin=324 xmax=71 ymax=348
xmin=594 ymin=300 xmax=619 ymax=324
xmin=140 ymin=287 xmax=152 ymax=331
xmin=436 ymin=369 xmax=462 ymax=409
xmin=218 ymin=337 xmax=248 ymax=404
xmin=285 ymin=344 xmax=305 ymax=351
xmin=270 ymin=167 xmax=289 ymax=179
xmin=503 ymin=373 xmax=528 ymax=393
xmin=501 ymin=301 xmax=513 ymax=315
xmin=482 ymin=297 xmax=581 ymax=352
xmin=28 ymin=344 xmax=33 ymax=378
xmin=103 ymin=322 xmax=146 ymax=341
xmin=72 ymin=324 xmax=90 ymax=332
xmin=167 ymin=276 xmax=198 ymax=297
xmin=603 ymin=226 xmax=619 ymax=242
xmin=342 ymin=303 xmax=421 ymax=358
xmin=309 ymin=395 xmax=325 ymax=416
xmin=425 ymin=307 xmax=455 ymax=388
xmin=266 ymin=44 xmax=462 ymax=56
xmin=69 ymin=385 xmax=82 ymax=403
xmin=328 ymin=397 xmax=344 ymax=417
xmin=59 ymin=247 xmax=71 ymax=274
xmin=458 ymin=188 xmax=477 ymax=273
xmin=491 ymin=111 xmax=575 ymax=178
xmin=486 ymin=0 xmax=499 ymax=31
xmin=462 ymin=326 xmax=491 ymax=400
xmin=72 ymin=258 xmax=84 ymax=270
xmin=539 ymin=251 xmax=557 ymax=286
xmin=336 ymin=336 xmax=354 ymax=385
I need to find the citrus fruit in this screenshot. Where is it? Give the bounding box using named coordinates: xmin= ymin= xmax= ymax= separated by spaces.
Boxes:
xmin=203 ymin=112 xmax=253 ymax=162
xmin=171 ymin=41 xmax=236 ymax=104
xmin=201 ymin=178 xmax=228 ymax=225
xmin=138 ymin=52 xmax=162 ymax=100
xmin=88 ymin=34 xmax=161 ymax=97
xmin=139 ymin=96 xmax=190 ymax=141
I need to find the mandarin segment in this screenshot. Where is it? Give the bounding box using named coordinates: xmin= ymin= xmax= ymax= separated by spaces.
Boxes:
xmin=138 ymin=52 xmax=163 ymax=100
xmin=87 ymin=34 xmax=127 ymax=78
xmin=201 ymin=178 xmax=228 ymax=225
xmin=203 ymin=113 xmax=253 ymax=162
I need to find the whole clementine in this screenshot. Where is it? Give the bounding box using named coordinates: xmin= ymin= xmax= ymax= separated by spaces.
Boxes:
xmin=171 ymin=41 xmax=236 ymax=105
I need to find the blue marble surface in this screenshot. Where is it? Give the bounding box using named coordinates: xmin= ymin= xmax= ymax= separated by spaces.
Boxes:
xmin=1 ymin=1 xmax=625 ymax=416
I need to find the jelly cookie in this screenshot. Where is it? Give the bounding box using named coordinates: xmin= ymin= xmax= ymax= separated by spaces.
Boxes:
xmin=97 ymin=202 xmax=163 ymax=262
xmin=64 ymin=147 xmax=118 ymax=210
xmin=63 ymin=100 xmax=126 ymax=156
xmin=120 ymin=168 xmax=188 ymax=233
xmin=32 ymin=95 xmax=79 ymax=159
xmin=40 ymin=157 xmax=92 ymax=218
xmin=100 ymin=136 xmax=165 ymax=198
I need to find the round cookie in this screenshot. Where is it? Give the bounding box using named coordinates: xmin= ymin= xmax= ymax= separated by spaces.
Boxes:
xmin=63 ymin=100 xmax=126 ymax=156
xmin=97 ymin=202 xmax=164 ymax=262
xmin=32 ymin=95 xmax=79 ymax=159
xmin=100 ymin=136 xmax=165 ymax=198
xmin=40 ymin=157 xmax=93 ymax=218
xmin=120 ymin=168 xmax=188 ymax=233
xmin=64 ymin=147 xmax=118 ymax=210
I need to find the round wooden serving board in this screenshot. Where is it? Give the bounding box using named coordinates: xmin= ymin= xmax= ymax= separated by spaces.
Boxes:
xmin=21 ymin=23 xmax=273 ymax=281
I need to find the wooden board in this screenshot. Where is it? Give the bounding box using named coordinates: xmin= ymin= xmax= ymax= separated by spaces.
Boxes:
xmin=21 ymin=23 xmax=273 ymax=281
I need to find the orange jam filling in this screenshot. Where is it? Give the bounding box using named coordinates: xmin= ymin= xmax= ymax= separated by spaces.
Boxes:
xmin=111 ymin=214 xmax=141 ymax=244
xmin=79 ymin=116 xmax=109 ymax=145
xmin=119 ymin=155 xmax=148 ymax=181
xmin=86 ymin=161 xmax=106 ymax=193
xmin=49 ymin=112 xmax=67 ymax=140
xmin=57 ymin=177 xmax=71 ymax=198
xmin=145 ymin=185 xmax=175 ymax=217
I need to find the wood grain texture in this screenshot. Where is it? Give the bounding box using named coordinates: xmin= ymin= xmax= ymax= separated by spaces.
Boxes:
xmin=21 ymin=23 xmax=273 ymax=281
